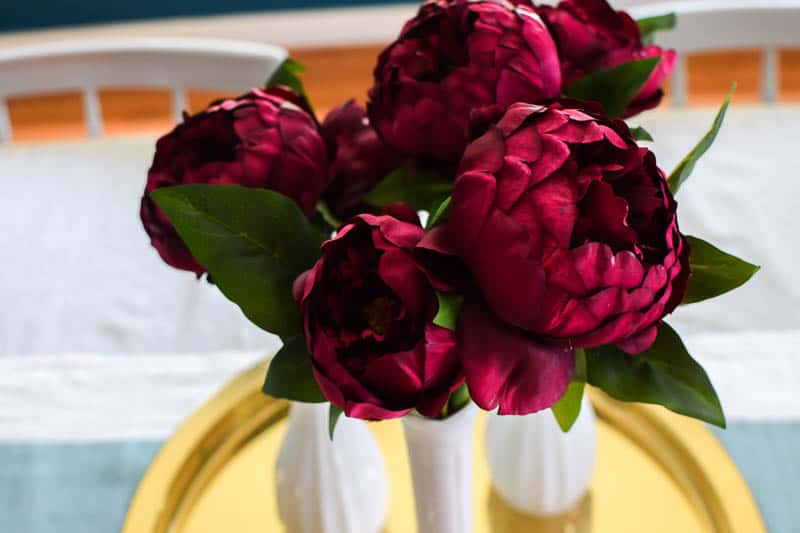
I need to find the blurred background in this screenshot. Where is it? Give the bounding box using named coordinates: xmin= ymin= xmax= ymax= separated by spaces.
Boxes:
xmin=4 ymin=0 xmax=800 ymax=141
xmin=0 ymin=1 xmax=797 ymax=532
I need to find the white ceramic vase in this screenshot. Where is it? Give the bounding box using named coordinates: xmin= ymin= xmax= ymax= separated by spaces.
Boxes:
xmin=485 ymin=394 xmax=596 ymax=516
xmin=402 ymin=403 xmax=479 ymax=533
xmin=275 ymin=401 xmax=388 ymax=533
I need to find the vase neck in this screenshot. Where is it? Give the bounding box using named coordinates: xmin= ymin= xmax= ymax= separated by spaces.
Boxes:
xmin=403 ymin=403 xmax=478 ymax=444
xmin=402 ymin=403 xmax=479 ymax=533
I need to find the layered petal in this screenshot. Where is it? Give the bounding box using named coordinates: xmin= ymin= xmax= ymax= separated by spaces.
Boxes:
xmin=449 ymin=101 xmax=689 ymax=353
xmin=458 ymin=303 xmax=574 ymax=415
xmin=299 ymin=215 xmax=464 ymax=420
xmin=538 ymin=0 xmax=675 ymax=117
xmin=140 ymin=88 xmax=327 ymax=275
xmin=321 ymin=100 xmax=404 ymax=218
xmin=368 ymin=0 xmax=561 ymax=163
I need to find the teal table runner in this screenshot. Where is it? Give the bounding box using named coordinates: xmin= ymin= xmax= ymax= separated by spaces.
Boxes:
xmin=713 ymin=423 xmax=799 ymax=533
xmin=0 ymin=423 xmax=795 ymax=533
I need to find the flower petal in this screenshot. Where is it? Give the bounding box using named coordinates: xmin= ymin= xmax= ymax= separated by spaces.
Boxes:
xmin=458 ymin=303 xmax=574 ymax=415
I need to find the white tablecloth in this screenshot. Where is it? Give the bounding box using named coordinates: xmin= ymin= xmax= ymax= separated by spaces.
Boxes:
xmin=0 ymin=135 xmax=276 ymax=357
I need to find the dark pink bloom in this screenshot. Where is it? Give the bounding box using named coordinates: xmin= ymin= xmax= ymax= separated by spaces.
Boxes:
xmin=368 ymin=0 xmax=561 ymax=163
xmin=321 ymin=100 xmax=404 ymax=219
xmin=295 ymin=214 xmax=464 ymax=420
xmin=447 ymin=102 xmax=689 ymax=412
xmin=536 ymin=0 xmax=675 ymax=117
xmin=140 ymin=88 xmax=328 ymax=275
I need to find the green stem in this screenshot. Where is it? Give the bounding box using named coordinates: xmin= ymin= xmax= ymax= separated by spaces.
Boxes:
xmin=316 ymin=201 xmax=343 ymax=230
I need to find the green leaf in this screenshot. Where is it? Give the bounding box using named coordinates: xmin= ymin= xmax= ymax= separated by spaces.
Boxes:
xmin=551 ymin=381 xmax=585 ymax=432
xmin=564 ymin=57 xmax=660 ymax=118
xmin=574 ymin=348 xmax=588 ymax=382
xmin=426 ymin=196 xmax=452 ymax=230
xmin=637 ymin=13 xmax=677 ymax=45
xmin=266 ymin=58 xmax=307 ymax=99
xmin=630 ymin=126 xmax=654 ymax=142
xmin=442 ymin=384 xmax=471 ymax=419
xmin=364 ymin=167 xmax=452 ymax=213
xmin=262 ymin=336 xmax=326 ymax=403
xmin=266 ymin=58 xmax=315 ymax=116
xmin=328 ymin=404 xmax=343 ymax=440
xmin=551 ymin=349 xmax=587 ymax=432
xmin=151 ymin=184 xmax=321 ymax=338
xmin=433 ymin=291 xmax=464 ymax=331
xmin=586 ymin=323 xmax=725 ymax=428
xmin=684 ymin=235 xmax=759 ymax=304
xmin=668 ymin=84 xmax=736 ymax=193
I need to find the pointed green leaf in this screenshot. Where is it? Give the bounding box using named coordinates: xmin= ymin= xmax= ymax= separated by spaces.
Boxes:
xmin=443 ymin=384 xmax=471 ymax=418
xmin=266 ymin=58 xmax=307 ymax=98
xmin=551 ymin=349 xmax=587 ymax=432
xmin=433 ymin=291 xmax=464 ymax=331
xmin=586 ymin=323 xmax=725 ymax=427
xmin=630 ymin=126 xmax=654 ymax=142
xmin=364 ymin=167 xmax=452 ymax=213
xmin=637 ymin=13 xmax=677 ymax=45
xmin=151 ymin=184 xmax=321 ymax=337
xmin=426 ymin=196 xmax=452 ymax=230
xmin=668 ymin=85 xmax=736 ymax=193
xmin=684 ymin=235 xmax=759 ymax=304
xmin=266 ymin=58 xmax=315 ymax=115
xmin=551 ymin=381 xmax=585 ymax=432
xmin=447 ymin=383 xmax=471 ymax=416
xmin=263 ymin=336 xmax=326 ymax=403
xmin=564 ymin=57 xmax=660 ymax=118
xmin=328 ymin=404 xmax=344 ymax=440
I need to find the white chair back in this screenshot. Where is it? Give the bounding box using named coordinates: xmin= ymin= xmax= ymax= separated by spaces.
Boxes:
xmin=629 ymin=1 xmax=800 ymax=105
xmin=0 ymin=38 xmax=287 ymax=142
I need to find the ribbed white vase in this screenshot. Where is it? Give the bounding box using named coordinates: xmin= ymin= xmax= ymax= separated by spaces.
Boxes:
xmin=275 ymin=402 xmax=388 ymax=533
xmin=485 ymin=394 xmax=596 ymax=516
xmin=402 ymin=403 xmax=479 ymax=533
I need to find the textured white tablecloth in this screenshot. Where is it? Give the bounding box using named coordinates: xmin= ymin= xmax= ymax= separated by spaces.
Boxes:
xmin=638 ymin=104 xmax=800 ymax=338
xmin=0 ymin=104 xmax=798 ymax=440
xmin=0 ymin=135 xmax=276 ymax=357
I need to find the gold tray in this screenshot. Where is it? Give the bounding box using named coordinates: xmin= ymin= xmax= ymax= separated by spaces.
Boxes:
xmin=123 ymin=361 xmax=765 ymax=533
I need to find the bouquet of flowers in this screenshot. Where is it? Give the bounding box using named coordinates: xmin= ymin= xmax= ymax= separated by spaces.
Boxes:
xmin=140 ymin=0 xmax=758 ymax=529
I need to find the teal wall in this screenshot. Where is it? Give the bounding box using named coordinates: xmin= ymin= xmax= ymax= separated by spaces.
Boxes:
xmin=0 ymin=1 xmax=410 ymax=32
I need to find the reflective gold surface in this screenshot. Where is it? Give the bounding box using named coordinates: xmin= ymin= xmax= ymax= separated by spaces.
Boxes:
xmin=123 ymin=361 xmax=765 ymax=533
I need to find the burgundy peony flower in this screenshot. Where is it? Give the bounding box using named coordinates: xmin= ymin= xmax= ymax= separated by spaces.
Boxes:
xmin=536 ymin=0 xmax=675 ymax=117
xmin=141 ymin=88 xmax=328 ymax=275
xmin=321 ymin=100 xmax=404 ymax=219
xmin=295 ymin=214 xmax=464 ymax=420
xmin=368 ymin=0 xmax=561 ymax=163
xmin=447 ymin=102 xmax=689 ymax=412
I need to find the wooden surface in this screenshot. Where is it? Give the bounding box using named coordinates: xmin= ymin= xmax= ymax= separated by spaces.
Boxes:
xmin=6 ymin=46 xmax=800 ymax=143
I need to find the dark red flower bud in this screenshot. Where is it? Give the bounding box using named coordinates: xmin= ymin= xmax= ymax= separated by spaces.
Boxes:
xmin=141 ymin=88 xmax=328 ymax=275
xmin=321 ymin=100 xmax=403 ymax=219
xmin=296 ymin=215 xmax=464 ymax=419
xmin=537 ymin=0 xmax=675 ymax=117
xmin=447 ymin=102 xmax=689 ymax=413
xmin=368 ymin=0 xmax=561 ymax=163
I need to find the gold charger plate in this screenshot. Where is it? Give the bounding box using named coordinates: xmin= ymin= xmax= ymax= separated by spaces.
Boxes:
xmin=123 ymin=361 xmax=765 ymax=533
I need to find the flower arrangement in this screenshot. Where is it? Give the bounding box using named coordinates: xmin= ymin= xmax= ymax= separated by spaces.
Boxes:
xmin=141 ymin=0 xmax=758 ymax=525
xmin=142 ymin=0 xmax=757 ymax=431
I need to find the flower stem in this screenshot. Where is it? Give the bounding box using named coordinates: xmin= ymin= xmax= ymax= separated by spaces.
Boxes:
xmin=316 ymin=201 xmax=343 ymax=230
